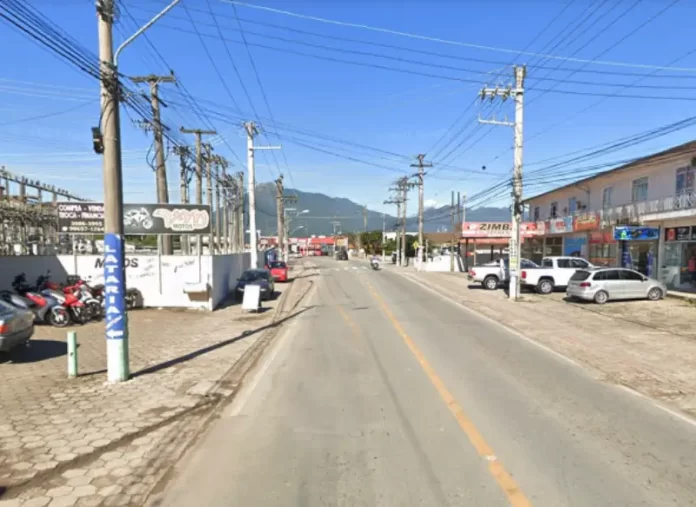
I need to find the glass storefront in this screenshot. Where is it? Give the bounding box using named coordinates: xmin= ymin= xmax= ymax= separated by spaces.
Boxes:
xmin=660 ymin=226 xmax=696 ymax=292
xmin=589 ymin=230 xmax=617 ymax=266
xmin=544 ymin=237 xmax=563 ymax=257
xmin=522 ymin=237 xmax=544 ymax=264
xmin=625 ymin=241 xmax=657 ymax=276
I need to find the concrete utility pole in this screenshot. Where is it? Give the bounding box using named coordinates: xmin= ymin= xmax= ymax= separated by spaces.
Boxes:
xmin=384 ymin=184 xmax=405 ymax=266
xmin=411 ymin=154 xmax=432 ymax=266
xmin=478 ymin=65 xmax=525 ymax=300
xmin=401 ymin=182 xmax=408 ymax=268
xmin=96 ymin=0 xmax=180 ymax=383
xmin=131 ymin=74 xmax=175 ymax=254
xmin=275 ymin=175 xmax=284 ymax=260
xmin=450 ymin=191 xmax=456 ymax=272
xmin=211 ymin=155 xmax=229 ymax=254
xmin=382 ymin=213 xmax=386 ymax=263
xmin=97 ymin=0 xmax=128 ymax=382
xmin=244 ymin=121 xmax=281 ymax=267
xmin=203 ymin=143 xmax=216 ymax=254
xmin=180 ymin=127 xmax=216 ymax=254
xmin=172 ymin=145 xmax=191 ymax=254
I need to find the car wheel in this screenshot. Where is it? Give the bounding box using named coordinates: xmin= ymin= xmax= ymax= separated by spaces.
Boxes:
xmin=483 ymin=276 xmax=498 ymax=290
xmin=594 ymin=290 xmax=609 ymax=305
xmin=647 ymin=288 xmax=663 ymax=301
xmin=537 ymin=279 xmax=554 ymax=295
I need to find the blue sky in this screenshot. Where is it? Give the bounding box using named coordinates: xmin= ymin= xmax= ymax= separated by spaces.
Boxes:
xmin=2 ymin=0 xmax=696 ymax=215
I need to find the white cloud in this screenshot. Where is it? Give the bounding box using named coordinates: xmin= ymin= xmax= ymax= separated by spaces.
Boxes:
xmin=424 ymin=199 xmax=439 ymax=209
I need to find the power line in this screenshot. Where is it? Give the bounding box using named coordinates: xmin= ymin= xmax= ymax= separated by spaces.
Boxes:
xmin=221 ymin=0 xmax=696 ymax=72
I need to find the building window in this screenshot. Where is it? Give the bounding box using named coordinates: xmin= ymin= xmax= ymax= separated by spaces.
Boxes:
xmin=533 ymin=206 xmax=540 ymax=221
xmin=631 ymin=177 xmax=649 ymax=202
xmin=676 ymin=167 xmax=695 ymax=196
xmin=550 ymin=202 xmax=558 ymax=218
xmin=602 ymin=186 xmax=613 ymax=209
xmin=568 ymin=197 xmax=577 ymax=215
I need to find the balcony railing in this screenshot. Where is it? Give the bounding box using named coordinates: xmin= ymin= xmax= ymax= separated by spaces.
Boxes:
xmin=542 ymin=193 xmax=696 ymax=228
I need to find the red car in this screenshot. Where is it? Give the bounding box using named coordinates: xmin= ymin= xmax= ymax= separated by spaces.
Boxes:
xmin=267 ymin=261 xmax=290 ymax=282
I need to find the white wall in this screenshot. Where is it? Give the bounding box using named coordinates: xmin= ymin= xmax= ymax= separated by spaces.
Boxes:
xmin=528 ymin=150 xmax=694 ymax=219
xmin=0 ymin=253 xmax=250 ymax=311
xmin=211 ymin=253 xmax=251 ymax=309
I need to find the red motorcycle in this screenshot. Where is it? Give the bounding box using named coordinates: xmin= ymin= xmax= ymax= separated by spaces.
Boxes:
xmin=34 ymin=274 xmax=91 ymax=325
xmin=10 ymin=274 xmax=71 ymax=327
xmin=37 ymin=275 xmax=102 ymax=321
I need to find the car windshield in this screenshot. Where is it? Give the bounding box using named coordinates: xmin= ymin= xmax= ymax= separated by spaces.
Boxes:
xmin=240 ymin=271 xmax=265 ymax=282
xmin=269 ymin=261 xmax=286 ymax=269
xmin=570 ymin=270 xmax=591 ymax=281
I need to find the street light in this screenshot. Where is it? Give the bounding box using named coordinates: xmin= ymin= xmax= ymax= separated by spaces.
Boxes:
xmin=290 ymin=225 xmax=305 ymax=235
xmin=283 ymin=209 xmax=309 ymax=262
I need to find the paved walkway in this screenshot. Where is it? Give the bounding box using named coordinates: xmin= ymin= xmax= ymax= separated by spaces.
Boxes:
xmin=396 ymin=269 xmax=696 ymax=419
xmin=0 ymin=263 xmax=314 ymax=507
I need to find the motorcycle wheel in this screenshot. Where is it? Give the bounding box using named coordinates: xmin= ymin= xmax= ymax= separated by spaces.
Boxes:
xmin=48 ymin=307 xmax=70 ymax=328
xmin=87 ymin=301 xmax=102 ymax=320
xmin=72 ymin=306 xmax=90 ymax=325
xmin=126 ymin=289 xmax=143 ymax=309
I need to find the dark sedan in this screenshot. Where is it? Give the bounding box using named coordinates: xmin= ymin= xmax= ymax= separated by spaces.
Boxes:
xmin=235 ymin=269 xmax=276 ymax=301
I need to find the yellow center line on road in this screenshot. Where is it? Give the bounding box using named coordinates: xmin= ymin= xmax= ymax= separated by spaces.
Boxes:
xmin=362 ymin=280 xmax=533 ymax=507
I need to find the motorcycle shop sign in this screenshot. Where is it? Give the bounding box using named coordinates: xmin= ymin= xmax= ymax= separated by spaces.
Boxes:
xmin=57 ymin=203 xmax=211 ymax=235
xmin=461 ymin=222 xmax=540 ymax=238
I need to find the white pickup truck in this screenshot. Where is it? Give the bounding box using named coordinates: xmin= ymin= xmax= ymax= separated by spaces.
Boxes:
xmin=469 ymin=258 xmax=539 ymax=290
xmin=520 ymin=256 xmax=594 ymax=294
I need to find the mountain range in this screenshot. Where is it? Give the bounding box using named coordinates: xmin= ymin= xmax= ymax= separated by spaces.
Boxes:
xmin=250 ymin=183 xmax=509 ymax=236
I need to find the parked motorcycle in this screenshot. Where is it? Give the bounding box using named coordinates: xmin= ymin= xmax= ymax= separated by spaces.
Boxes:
xmin=36 ymin=274 xmax=102 ymax=321
xmin=7 ymin=275 xmax=70 ymax=327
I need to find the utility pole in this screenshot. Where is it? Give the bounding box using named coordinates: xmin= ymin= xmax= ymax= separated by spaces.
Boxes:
xmin=411 ymin=154 xmax=432 ymax=266
xmin=131 ymin=73 xmax=175 ymax=254
xmin=244 ymin=121 xmax=281 ymax=267
xmin=450 ymin=191 xmax=455 ymax=272
xmin=97 ymin=0 xmax=128 ymax=382
xmin=180 ymin=127 xmax=216 ymax=255
xmin=384 ymin=182 xmax=405 ymax=266
xmin=203 ymin=143 xmax=216 ymax=254
xmin=172 ymin=145 xmax=191 ymax=254
xmin=478 ymin=65 xmax=525 ymax=300
xmin=275 ymin=175 xmax=284 ymax=260
xmin=401 ymin=181 xmax=408 ymax=268
xmin=381 ymin=213 xmax=386 ymax=263
xmin=211 ymin=155 xmax=228 ymax=254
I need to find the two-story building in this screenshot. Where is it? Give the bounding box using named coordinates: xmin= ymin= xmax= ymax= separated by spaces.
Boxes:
xmin=523 ymin=140 xmax=696 ymax=293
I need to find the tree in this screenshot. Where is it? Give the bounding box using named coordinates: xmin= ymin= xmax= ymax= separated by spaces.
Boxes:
xmin=359 ymin=230 xmax=384 ymax=254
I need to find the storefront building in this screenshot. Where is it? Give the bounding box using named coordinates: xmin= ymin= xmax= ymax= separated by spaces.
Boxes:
xmin=641 ymin=211 xmax=696 ymax=292
xmin=461 ymin=221 xmax=541 ymax=266
xmin=614 ymin=225 xmax=659 ymax=276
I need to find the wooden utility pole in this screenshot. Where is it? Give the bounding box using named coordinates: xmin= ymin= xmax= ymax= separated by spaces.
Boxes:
xmin=180 ymin=127 xmax=216 ymax=254
xmin=131 ymin=74 xmax=175 ymax=254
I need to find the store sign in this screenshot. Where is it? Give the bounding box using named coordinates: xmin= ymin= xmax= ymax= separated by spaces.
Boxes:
xmin=535 ymin=221 xmax=547 ymax=234
xmin=461 ymin=222 xmax=539 ymax=238
xmin=614 ymin=225 xmax=660 ymax=241
xmin=573 ymin=213 xmax=599 ymax=232
xmin=549 ymin=218 xmax=572 ymax=234
xmin=57 ymin=203 xmax=212 ymax=235
xmin=665 ymin=227 xmax=692 ymax=241
xmin=103 ymin=234 xmax=126 ymax=341
xmin=589 ymin=231 xmax=615 ymax=244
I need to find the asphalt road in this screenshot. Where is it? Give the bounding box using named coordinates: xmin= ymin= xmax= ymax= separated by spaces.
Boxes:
xmin=152 ymin=257 xmax=696 ymax=507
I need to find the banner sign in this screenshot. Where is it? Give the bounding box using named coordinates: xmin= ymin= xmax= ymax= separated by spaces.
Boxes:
xmin=665 ymin=227 xmax=692 ymax=242
xmin=461 ymin=222 xmax=539 ymax=238
xmin=57 ymin=203 xmax=211 ymax=235
xmin=549 ymin=217 xmax=572 ymax=234
xmin=103 ymin=234 xmax=126 ymax=341
xmin=614 ymin=225 xmax=660 ymax=241
xmin=573 ymin=213 xmax=599 ymax=232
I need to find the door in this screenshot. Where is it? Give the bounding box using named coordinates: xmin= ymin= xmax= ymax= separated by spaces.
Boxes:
xmin=599 ymin=269 xmax=624 ymax=300
xmin=620 ymin=269 xmax=647 ymax=299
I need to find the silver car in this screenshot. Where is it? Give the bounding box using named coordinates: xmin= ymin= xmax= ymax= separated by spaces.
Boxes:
xmin=0 ymin=300 xmax=34 ymax=353
xmin=566 ymin=267 xmax=667 ymax=304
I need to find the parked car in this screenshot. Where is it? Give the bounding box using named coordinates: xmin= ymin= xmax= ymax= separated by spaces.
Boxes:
xmin=0 ymin=299 xmax=34 ymax=353
xmin=520 ymin=256 xmax=594 ymax=294
xmin=235 ymin=269 xmax=276 ymax=301
xmin=267 ymin=261 xmax=290 ymax=282
xmin=566 ymin=267 xmax=666 ymax=304
xmin=468 ymin=258 xmax=538 ymax=290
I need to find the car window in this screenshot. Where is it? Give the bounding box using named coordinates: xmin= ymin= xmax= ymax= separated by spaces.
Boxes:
xmin=541 ymin=258 xmax=553 ymax=268
xmin=621 ymin=270 xmax=644 ymax=281
xmin=604 ymin=270 xmax=622 ymax=281
xmin=240 ymin=271 xmax=263 ymax=282
xmin=556 ymin=259 xmax=571 ymax=268
xmin=269 ymin=261 xmax=286 ymax=269
xmin=593 ymin=271 xmax=607 ymax=281
xmin=571 ymin=259 xmax=589 ymax=268
xmin=521 ymin=260 xmax=538 ymax=268
xmin=570 ymin=270 xmax=591 ymax=281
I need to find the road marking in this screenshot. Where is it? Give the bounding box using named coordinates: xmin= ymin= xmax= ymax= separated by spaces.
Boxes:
xmin=363 ymin=280 xmax=533 ymax=507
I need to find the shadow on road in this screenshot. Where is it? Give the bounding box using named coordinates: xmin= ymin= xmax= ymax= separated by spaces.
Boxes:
xmin=0 ymin=339 xmax=67 ymax=364
xmin=132 ymin=306 xmax=313 ymax=378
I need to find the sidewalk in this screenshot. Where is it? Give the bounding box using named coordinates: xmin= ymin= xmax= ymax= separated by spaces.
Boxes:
xmin=398 ymin=270 xmax=696 ymax=419
xmin=0 ymin=263 xmax=315 ymax=507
